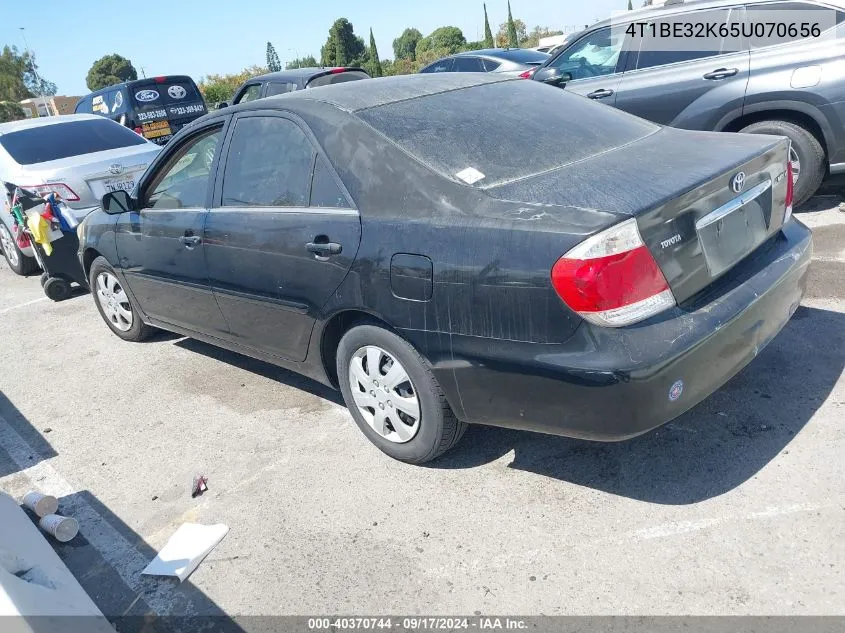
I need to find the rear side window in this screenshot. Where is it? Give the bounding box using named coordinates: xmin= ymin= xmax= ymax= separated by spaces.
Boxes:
xmin=310 ymin=157 xmax=350 ymax=208
xmin=130 ymin=79 xmax=202 ymax=106
xmin=0 ymin=118 xmax=148 ymax=165
xmin=306 ymin=70 xmax=370 ymax=88
xmin=266 ymin=82 xmax=298 ymax=96
xmin=634 ymin=8 xmax=732 ymax=70
xmin=481 ymin=59 xmax=502 ymax=71
xmin=222 ymin=117 xmax=315 ymax=207
xmin=453 ymin=56 xmax=486 ymax=72
xmin=357 ymin=79 xmax=657 ymax=188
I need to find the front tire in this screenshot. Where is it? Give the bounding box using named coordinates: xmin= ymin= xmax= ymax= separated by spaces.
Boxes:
xmin=337 ymin=324 xmax=467 ymax=464
xmin=89 ymin=256 xmax=154 ymax=342
xmin=739 ymin=120 xmax=826 ymax=207
xmin=0 ymin=221 xmax=39 ymax=276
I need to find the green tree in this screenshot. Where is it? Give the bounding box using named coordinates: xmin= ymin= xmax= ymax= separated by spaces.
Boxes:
xmin=286 ymin=55 xmax=318 ymax=69
xmin=416 ymin=26 xmax=466 ymax=57
xmin=628 ymin=0 xmax=634 ymax=9
xmin=266 ymin=42 xmax=282 ymax=72
xmin=506 ymin=1 xmax=520 ymax=47
xmin=198 ymin=65 xmax=267 ymax=104
xmin=0 ymin=102 xmax=24 ymax=123
xmin=0 ymin=46 xmax=56 ymax=102
xmin=522 ymin=26 xmax=564 ymax=48
xmin=483 ymin=4 xmax=495 ymax=48
xmin=463 ymin=41 xmax=485 ymax=51
xmin=393 ymin=28 xmax=423 ymax=61
xmin=496 ymin=18 xmax=526 ymax=47
xmin=368 ymin=28 xmax=383 ymax=77
xmin=86 ymin=54 xmax=137 ymax=91
xmin=321 ymin=18 xmax=366 ymax=67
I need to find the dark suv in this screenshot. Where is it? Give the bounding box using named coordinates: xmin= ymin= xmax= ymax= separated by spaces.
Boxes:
xmin=533 ymin=0 xmax=845 ymax=204
xmin=223 ymin=67 xmax=370 ymax=107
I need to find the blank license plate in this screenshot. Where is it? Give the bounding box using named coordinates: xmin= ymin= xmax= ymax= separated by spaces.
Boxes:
xmin=698 ymin=202 xmax=768 ymax=277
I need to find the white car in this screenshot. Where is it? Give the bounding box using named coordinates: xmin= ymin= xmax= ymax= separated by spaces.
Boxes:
xmin=0 ymin=114 xmax=161 ymax=275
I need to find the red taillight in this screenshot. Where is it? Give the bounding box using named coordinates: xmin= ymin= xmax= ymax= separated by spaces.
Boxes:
xmin=22 ymin=183 xmax=80 ymax=202
xmin=518 ymin=69 xmax=533 ymax=79
xmin=154 ymin=76 xmax=167 ymax=83
xmin=551 ymin=219 xmax=675 ymax=327
xmin=784 ymin=159 xmax=794 ymax=222
xmin=133 ymin=126 xmax=144 ymax=136
xmin=330 ymin=67 xmax=348 ymax=74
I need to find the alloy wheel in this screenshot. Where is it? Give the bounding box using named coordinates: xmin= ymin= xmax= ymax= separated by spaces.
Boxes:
xmin=348 ymin=345 xmax=421 ymax=443
xmin=96 ymin=272 xmax=133 ymax=332
xmin=0 ymin=224 xmax=19 ymax=268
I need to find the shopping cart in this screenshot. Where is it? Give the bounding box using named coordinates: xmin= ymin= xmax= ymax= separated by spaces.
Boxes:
xmin=9 ymin=188 xmax=88 ymax=301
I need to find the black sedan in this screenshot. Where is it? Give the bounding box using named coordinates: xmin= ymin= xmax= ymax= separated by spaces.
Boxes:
xmin=77 ymin=74 xmax=811 ymax=463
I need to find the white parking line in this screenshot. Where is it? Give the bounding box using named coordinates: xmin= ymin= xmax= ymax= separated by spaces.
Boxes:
xmin=0 ymin=297 xmax=48 ymax=315
xmin=0 ymin=414 xmax=185 ymax=616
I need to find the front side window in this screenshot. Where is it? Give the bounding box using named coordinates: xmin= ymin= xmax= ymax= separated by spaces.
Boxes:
xmin=550 ymin=27 xmax=625 ymax=80
xmin=235 ymin=84 xmax=262 ymax=104
xmin=221 ymin=117 xmax=314 ymax=207
xmin=145 ymin=127 xmax=222 ymax=209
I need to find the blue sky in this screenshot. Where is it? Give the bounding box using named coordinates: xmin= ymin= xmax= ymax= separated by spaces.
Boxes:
xmin=2 ymin=0 xmax=626 ymax=96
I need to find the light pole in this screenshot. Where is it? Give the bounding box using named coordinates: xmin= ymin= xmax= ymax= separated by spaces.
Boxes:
xmin=19 ymin=27 xmax=53 ymax=116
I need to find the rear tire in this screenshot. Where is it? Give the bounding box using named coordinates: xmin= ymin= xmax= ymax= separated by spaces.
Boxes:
xmin=739 ymin=120 xmax=826 ymax=207
xmin=89 ymin=256 xmax=154 ymax=342
xmin=0 ymin=221 xmax=39 ymax=276
xmin=336 ymin=323 xmax=467 ymax=464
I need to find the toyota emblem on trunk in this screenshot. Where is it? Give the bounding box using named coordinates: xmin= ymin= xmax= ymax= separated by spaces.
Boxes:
xmin=731 ymin=171 xmax=746 ymax=193
xmin=108 ymin=164 xmax=123 ymax=175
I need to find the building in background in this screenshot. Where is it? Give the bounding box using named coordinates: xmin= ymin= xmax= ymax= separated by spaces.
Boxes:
xmin=19 ymin=96 xmax=81 ymax=118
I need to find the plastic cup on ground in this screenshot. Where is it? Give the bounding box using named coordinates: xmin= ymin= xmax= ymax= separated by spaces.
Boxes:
xmin=22 ymin=491 xmax=58 ymax=518
xmin=38 ymin=514 xmax=79 ymax=542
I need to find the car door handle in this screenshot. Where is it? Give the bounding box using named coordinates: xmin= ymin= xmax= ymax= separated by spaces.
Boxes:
xmin=703 ymin=68 xmax=739 ymax=80
xmin=586 ymin=88 xmax=614 ymax=100
xmin=306 ymin=240 xmax=342 ymax=256
xmin=179 ymin=235 xmax=202 ymax=248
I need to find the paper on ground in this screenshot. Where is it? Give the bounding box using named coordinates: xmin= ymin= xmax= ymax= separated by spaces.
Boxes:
xmin=142 ymin=523 xmax=229 ymax=582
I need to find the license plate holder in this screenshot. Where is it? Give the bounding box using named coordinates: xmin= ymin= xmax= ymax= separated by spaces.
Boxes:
xmin=698 ymin=197 xmax=769 ymax=278
xmin=103 ymin=176 xmax=136 ymax=193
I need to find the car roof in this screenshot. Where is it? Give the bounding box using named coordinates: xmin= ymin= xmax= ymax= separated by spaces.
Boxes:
xmin=246 ymin=67 xmax=367 ymax=83
xmin=215 ymin=73 xmax=508 ymax=115
xmin=84 ymin=75 xmax=196 ymax=96
xmin=0 ymin=113 xmax=104 ymax=135
xmin=452 ymin=48 xmax=549 ymax=61
xmin=592 ymin=0 xmax=845 ymax=29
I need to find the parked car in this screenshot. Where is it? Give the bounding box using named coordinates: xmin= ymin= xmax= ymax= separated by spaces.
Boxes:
xmin=419 ymin=49 xmax=550 ymax=76
xmin=75 ymin=76 xmax=207 ymax=146
xmin=78 ymin=74 xmax=810 ymax=464
xmin=0 ymin=115 xmax=161 ymax=276
xmin=223 ymin=67 xmax=370 ymax=107
xmin=531 ymin=0 xmax=845 ymax=205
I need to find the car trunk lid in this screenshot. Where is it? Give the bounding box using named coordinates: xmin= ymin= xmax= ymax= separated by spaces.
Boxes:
xmin=485 ymin=127 xmax=792 ymax=304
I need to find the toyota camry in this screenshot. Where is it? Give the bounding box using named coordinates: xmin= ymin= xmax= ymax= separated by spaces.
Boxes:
xmin=77 ymin=74 xmax=812 ymax=463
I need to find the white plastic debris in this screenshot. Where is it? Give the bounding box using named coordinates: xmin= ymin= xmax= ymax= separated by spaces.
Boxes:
xmin=142 ymin=523 xmax=229 ymax=582
xmin=455 ymin=167 xmax=485 ymax=185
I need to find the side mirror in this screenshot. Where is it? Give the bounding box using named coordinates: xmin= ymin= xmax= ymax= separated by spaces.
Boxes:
xmin=101 ymin=190 xmax=135 ymax=214
xmin=216 ymin=102 xmax=229 ymax=109
xmin=532 ymin=67 xmax=572 ymax=86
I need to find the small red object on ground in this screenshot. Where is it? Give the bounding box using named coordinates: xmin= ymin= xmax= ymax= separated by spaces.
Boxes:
xmin=191 ymin=475 xmax=208 ymax=498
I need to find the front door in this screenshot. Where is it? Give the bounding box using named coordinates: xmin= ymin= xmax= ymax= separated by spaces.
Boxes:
xmin=115 ymin=124 xmax=229 ymax=335
xmin=545 ymin=26 xmax=626 ymax=106
xmin=613 ymin=7 xmax=750 ymax=129
xmin=204 ymin=113 xmax=361 ymax=362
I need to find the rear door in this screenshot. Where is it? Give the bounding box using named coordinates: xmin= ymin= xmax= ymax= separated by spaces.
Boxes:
xmin=204 ymin=112 xmax=361 ymax=362
xmin=115 ymin=122 xmax=229 ymax=335
xmin=541 ymin=26 xmax=626 ymax=104
xmin=613 ymin=6 xmax=750 ymax=129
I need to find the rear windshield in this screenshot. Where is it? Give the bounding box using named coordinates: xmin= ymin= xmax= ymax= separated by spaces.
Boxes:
xmin=493 ymin=49 xmax=550 ymax=63
xmin=130 ymin=79 xmax=203 ymax=106
xmin=0 ymin=118 xmax=148 ymax=165
xmin=356 ymin=80 xmax=657 ymax=188
xmin=306 ymin=70 xmax=370 ymax=88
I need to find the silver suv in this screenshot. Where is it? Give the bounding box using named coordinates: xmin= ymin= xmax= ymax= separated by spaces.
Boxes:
xmin=533 ymin=0 xmax=845 ymax=204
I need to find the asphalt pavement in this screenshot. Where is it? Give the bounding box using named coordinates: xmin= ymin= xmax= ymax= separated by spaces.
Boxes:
xmin=0 ymin=185 xmax=843 ymax=622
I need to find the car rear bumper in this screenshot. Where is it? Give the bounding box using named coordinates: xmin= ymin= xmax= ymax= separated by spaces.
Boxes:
xmin=415 ymin=219 xmax=813 ymax=440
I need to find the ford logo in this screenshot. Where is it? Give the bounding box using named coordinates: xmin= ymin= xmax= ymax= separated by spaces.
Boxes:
xmin=135 ymin=89 xmax=160 ymax=102
xmin=731 ymin=171 xmax=746 ymax=194
xmin=108 ymin=163 xmax=123 ymax=175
